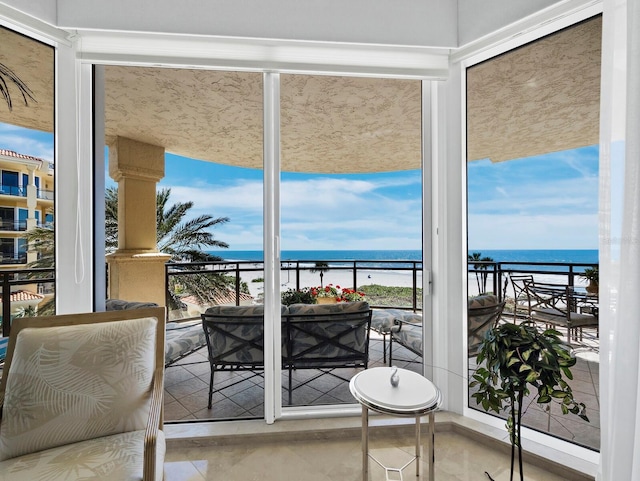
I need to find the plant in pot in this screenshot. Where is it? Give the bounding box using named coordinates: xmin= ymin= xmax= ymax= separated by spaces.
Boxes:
xmin=310 ymin=284 xmax=340 ymax=304
xmin=470 ymin=321 xmax=589 ymax=481
xmin=581 ymin=266 xmax=599 ymax=295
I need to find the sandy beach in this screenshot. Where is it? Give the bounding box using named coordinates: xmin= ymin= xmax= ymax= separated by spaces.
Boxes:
xmin=241 ymin=267 xmax=589 ymax=300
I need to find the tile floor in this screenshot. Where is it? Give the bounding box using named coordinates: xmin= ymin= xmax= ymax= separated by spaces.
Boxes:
xmin=164 ymin=426 xmax=589 ymax=481
xmin=164 ymin=326 xmax=600 ymax=451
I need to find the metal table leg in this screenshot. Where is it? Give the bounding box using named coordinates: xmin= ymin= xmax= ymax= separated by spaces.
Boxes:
xmin=415 ymin=414 xmax=421 ymax=477
xmin=362 ymin=405 xmax=369 ymax=481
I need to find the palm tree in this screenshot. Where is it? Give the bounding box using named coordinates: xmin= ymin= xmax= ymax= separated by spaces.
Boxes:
xmin=26 ymin=187 xmax=235 ymax=310
xmin=104 ymin=186 xmax=235 ymax=307
xmin=0 ymin=62 xmax=36 ymax=111
xmin=468 ymin=252 xmax=494 ymax=294
xmin=310 ymin=261 xmax=329 ymax=287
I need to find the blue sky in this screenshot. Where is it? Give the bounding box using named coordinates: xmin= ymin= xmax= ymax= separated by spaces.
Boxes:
xmin=1 ymin=123 xmax=599 ymax=252
xmin=467 ymin=145 xmax=599 ymax=250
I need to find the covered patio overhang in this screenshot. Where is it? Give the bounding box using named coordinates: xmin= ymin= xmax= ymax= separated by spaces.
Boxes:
xmin=0 ymin=14 xmax=602 ymax=305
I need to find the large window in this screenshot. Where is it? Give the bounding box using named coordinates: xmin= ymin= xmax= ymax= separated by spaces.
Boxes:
xmin=466 ymin=16 xmax=601 ymax=451
xmin=0 ymin=26 xmax=56 ymax=325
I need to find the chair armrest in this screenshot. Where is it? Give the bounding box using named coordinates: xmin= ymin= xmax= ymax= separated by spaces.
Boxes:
xmin=391 ymin=318 xmax=422 ymax=333
xmin=144 ymin=367 xmax=164 ymax=481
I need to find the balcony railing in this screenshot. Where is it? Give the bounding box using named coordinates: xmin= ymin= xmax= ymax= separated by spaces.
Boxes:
xmin=467 ymin=260 xmax=598 ymax=300
xmin=165 ymin=258 xmax=424 ymax=320
xmin=0 ymin=185 xmax=54 ymax=200
xmin=0 ymin=267 xmax=55 ymax=337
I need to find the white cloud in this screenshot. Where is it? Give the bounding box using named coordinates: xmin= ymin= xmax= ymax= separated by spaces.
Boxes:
xmin=0 ymin=125 xmax=54 ymax=162
xmin=165 ymin=175 xmax=422 ymax=250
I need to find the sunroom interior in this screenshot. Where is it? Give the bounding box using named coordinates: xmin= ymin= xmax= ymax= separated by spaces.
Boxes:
xmin=0 ymin=0 xmax=638 ymax=480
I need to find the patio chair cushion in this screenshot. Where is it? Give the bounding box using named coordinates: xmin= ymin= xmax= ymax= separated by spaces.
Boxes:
xmin=371 ymin=309 xmax=422 ymax=334
xmin=105 ymin=299 xmax=160 ymax=310
xmin=165 ymin=320 xmax=206 ymax=366
xmin=0 ymin=429 xmax=165 ymax=481
xmin=202 ymin=304 xmax=270 ymax=364
xmin=468 ymin=294 xmax=499 ymax=309
xmin=390 ymin=320 xmax=423 ymax=356
xmin=0 ymin=317 xmax=157 ymax=461
xmin=285 ymin=302 xmax=371 ymax=366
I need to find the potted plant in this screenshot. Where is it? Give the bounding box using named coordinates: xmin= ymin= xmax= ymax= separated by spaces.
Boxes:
xmin=470 ymin=321 xmax=589 ymax=481
xmin=337 ymin=287 xmax=366 ymax=303
xmin=281 ymin=287 xmax=314 ymax=306
xmin=310 ymin=284 xmax=340 ymax=304
xmin=580 ymin=266 xmax=599 ymax=295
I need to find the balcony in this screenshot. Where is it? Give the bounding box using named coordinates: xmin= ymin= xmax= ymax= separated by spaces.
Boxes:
xmin=0 ymin=260 xmax=600 ymax=453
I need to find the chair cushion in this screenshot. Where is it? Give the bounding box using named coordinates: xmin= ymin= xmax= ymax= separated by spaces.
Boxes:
xmin=285 ymin=302 xmax=370 ymax=366
xmin=0 ymin=429 xmax=165 ymax=481
xmin=0 ymin=317 xmax=157 ymax=461
xmin=105 ymin=299 xmax=159 ymax=310
xmin=468 ymin=294 xmax=499 ymax=308
xmin=287 ymin=301 xmax=369 ymax=315
xmin=165 ymin=320 xmax=206 ymax=366
xmin=371 ymin=309 xmax=422 ymax=334
xmin=392 ymin=322 xmax=423 ymax=356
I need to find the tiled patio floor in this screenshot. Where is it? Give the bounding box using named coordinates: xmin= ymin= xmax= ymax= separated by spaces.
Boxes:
xmin=164 ymin=326 xmax=600 ymax=451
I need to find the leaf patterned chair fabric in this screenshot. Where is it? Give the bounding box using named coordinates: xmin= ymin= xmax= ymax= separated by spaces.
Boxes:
xmin=370 ymin=309 xmax=422 ymax=363
xmin=201 ymin=302 xmax=372 ymax=407
xmin=0 ymin=307 xmax=166 ymax=481
xmin=284 ymin=301 xmax=372 ymax=403
xmin=202 ymin=304 xmax=280 ymax=409
xmin=389 ymin=295 xmax=505 ymax=364
xmin=106 ymin=299 xmax=206 ymax=367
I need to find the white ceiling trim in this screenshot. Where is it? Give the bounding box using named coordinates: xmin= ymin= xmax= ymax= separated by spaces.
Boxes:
xmin=451 ymin=0 xmax=602 ymax=65
xmin=0 ymin=3 xmax=71 ymax=47
xmin=74 ymin=30 xmax=450 ymax=79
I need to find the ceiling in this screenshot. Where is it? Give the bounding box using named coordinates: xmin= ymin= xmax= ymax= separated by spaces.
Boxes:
xmin=467 ymin=16 xmax=601 ymax=163
xmin=0 ymin=15 xmax=601 ymax=171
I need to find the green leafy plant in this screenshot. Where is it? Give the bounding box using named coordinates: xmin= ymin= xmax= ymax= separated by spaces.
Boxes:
xmin=337 ymin=287 xmax=366 ymax=302
xmin=310 ymin=284 xmax=340 ymax=298
xmin=281 ymin=287 xmax=314 ymax=306
xmin=469 ymin=321 xmax=588 ymax=481
xmin=580 ymin=266 xmax=599 ymax=283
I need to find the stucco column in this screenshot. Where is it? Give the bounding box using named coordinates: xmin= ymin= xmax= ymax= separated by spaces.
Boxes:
xmin=106 ymin=137 xmax=171 ymax=306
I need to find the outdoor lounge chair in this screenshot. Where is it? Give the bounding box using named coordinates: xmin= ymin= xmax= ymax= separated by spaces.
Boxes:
xmin=283 ymin=301 xmax=371 ymax=404
xmin=506 ymin=274 xmax=534 ymax=321
xmin=201 ymin=304 xmax=271 ymax=409
xmin=389 ymin=294 xmax=505 ymax=364
xmin=0 ymin=307 xmax=166 ymax=481
xmin=201 ymin=302 xmax=372 ymax=408
xmin=106 ymin=299 xmax=207 ymax=367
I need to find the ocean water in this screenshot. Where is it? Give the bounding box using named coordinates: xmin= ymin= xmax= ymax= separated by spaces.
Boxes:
xmin=213 ymin=249 xmax=597 ymax=269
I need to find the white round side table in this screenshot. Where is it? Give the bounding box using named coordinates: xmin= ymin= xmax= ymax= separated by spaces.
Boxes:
xmin=350 ymin=367 xmax=441 ymax=481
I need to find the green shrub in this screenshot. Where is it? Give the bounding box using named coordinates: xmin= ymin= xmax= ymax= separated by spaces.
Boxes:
xmin=281 ymin=287 xmax=314 ymax=305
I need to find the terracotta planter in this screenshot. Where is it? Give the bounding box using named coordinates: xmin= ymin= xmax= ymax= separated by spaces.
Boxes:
xmin=585 ymin=280 xmax=599 ymax=295
xmin=316 ymin=296 xmax=338 ymax=304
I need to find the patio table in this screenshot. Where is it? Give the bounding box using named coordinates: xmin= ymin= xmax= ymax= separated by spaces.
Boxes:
xmin=350 ymin=367 xmax=441 ymax=481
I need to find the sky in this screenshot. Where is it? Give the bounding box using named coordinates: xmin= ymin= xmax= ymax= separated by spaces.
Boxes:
xmin=0 ymin=123 xmax=599 ymax=252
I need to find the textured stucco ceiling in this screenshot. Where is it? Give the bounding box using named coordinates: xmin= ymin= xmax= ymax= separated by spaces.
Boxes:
xmin=0 ymin=27 xmax=54 ymax=132
xmin=467 ymin=16 xmax=601 ymax=163
xmin=103 ymin=68 xmax=422 ymax=173
xmin=0 ymin=16 xmax=601 ymax=171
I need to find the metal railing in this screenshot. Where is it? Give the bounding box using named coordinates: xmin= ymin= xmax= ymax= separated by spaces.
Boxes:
xmin=0 ymin=267 xmax=55 ymax=337
xmin=165 ymin=258 xmax=424 ymax=319
xmin=467 ymin=260 xmax=598 ymax=301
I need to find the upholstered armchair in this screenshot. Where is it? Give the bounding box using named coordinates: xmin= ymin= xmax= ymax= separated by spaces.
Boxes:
xmin=0 ymin=307 xmax=166 ymax=481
